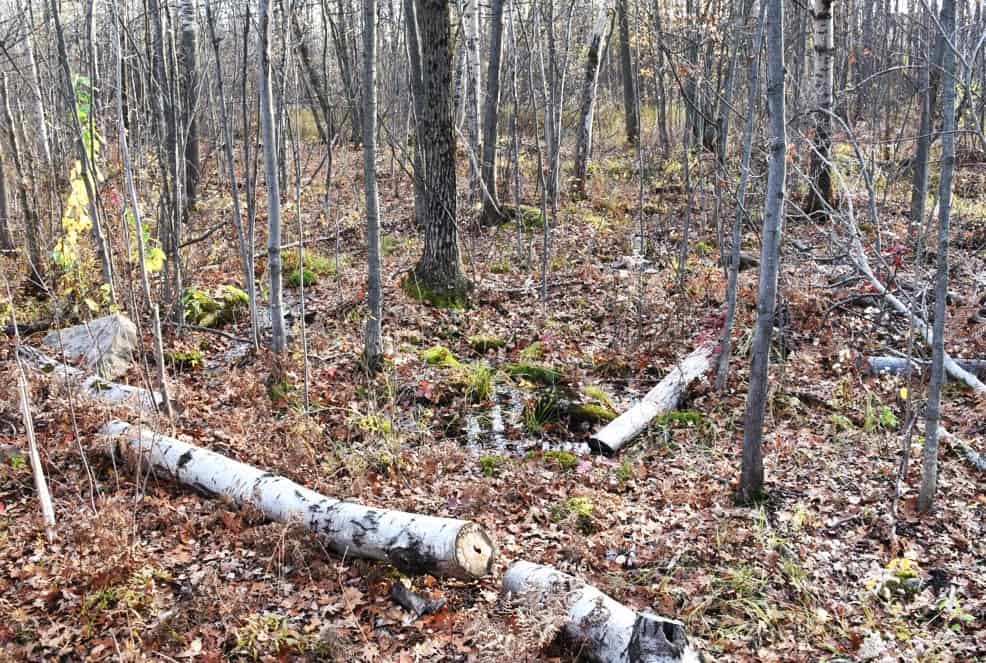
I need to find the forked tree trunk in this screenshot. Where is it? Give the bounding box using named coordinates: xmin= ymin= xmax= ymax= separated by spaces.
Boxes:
xmin=102 ymin=421 xmax=496 ymax=579
xmin=740 ymin=0 xmax=786 ymax=504
xmin=503 ymin=562 xmax=700 ymax=663
xmin=590 ymin=344 xmax=714 ymax=455
xmin=572 ymin=0 xmax=614 ymax=197
xmin=805 ymin=0 xmax=835 ymax=221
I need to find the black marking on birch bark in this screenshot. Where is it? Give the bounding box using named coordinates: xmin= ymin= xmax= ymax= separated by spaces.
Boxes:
xmin=386 ymin=536 xmax=436 ymax=575
xmin=176 ymin=450 xmax=194 ymax=470
xmin=191 ymin=481 xmax=219 ymax=498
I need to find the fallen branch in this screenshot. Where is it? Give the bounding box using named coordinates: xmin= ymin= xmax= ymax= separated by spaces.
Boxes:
xmin=590 ymin=344 xmax=714 ymax=455
xmin=502 ymin=561 xmax=700 ymax=663
xmin=17 ymin=346 xmax=161 ymax=413
xmin=865 ymin=355 xmax=986 ymax=379
xmin=940 ymin=425 xmax=986 ymax=473
xmin=101 ymin=421 xmax=496 ymax=579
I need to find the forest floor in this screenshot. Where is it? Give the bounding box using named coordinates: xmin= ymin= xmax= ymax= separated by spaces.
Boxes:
xmin=1 ymin=136 xmax=985 ymax=662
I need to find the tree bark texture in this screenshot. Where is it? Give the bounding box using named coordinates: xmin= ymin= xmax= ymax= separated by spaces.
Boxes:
xmin=805 ymin=0 xmax=835 ymax=221
xmin=102 ymin=421 xmax=496 ymax=579
xmin=572 ymin=0 xmax=614 ymax=197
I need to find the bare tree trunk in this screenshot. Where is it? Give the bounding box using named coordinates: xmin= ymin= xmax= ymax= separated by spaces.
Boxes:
xmin=0 ymin=75 xmax=43 ymax=287
xmin=717 ymin=0 xmax=767 ymax=392
xmin=259 ymin=0 xmax=287 ymax=354
xmin=617 ymin=0 xmax=638 ymax=145
xmin=363 ymin=0 xmax=384 ymax=369
xmin=918 ymin=0 xmax=957 ymax=514
xmin=405 ymin=0 xmax=468 ymax=306
xmin=908 ymin=4 xmax=942 ymax=244
xmin=180 ymin=0 xmax=200 ymax=208
xmin=458 ymin=0 xmax=481 ymax=200
xmin=572 ymin=0 xmax=614 ymax=197
xmin=480 ymin=0 xmax=505 ymax=223
xmin=52 ymin=0 xmax=116 ymax=304
xmin=15 ymin=0 xmax=52 ymax=168
xmin=740 ymin=0 xmax=787 ymax=504
xmin=206 ymin=0 xmax=260 ymax=349
xmin=0 ymin=143 xmax=14 ymax=252
xmin=805 ymin=0 xmax=835 ymax=220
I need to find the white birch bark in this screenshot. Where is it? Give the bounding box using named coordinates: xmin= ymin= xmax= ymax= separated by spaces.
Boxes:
xmin=15 ymin=0 xmax=51 ymax=166
xmin=503 ymin=561 xmax=700 ymax=663
xmin=590 ymin=344 xmax=714 ymax=455
xmin=18 ymin=346 xmax=162 ymax=413
xmin=16 ymin=352 xmax=56 ymax=542
xmin=101 ymin=421 xmax=496 ymax=579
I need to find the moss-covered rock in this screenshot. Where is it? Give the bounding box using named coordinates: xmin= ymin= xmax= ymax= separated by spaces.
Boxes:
xmin=420 ymin=345 xmax=462 ymax=369
xmin=566 ymin=402 xmax=617 ymax=424
xmin=468 ymin=334 xmax=507 ymax=352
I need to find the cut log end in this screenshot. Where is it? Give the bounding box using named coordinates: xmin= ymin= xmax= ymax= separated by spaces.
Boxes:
xmin=631 ymin=612 xmax=696 ymax=663
xmin=454 ymin=522 xmax=496 ymax=579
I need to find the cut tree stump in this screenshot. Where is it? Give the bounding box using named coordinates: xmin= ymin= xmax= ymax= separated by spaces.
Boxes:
xmin=502 ymin=561 xmax=700 ymax=663
xmin=18 ymin=346 xmax=162 ymax=413
xmin=101 ymin=421 xmax=496 ymax=579
xmin=590 ymin=344 xmax=714 ymax=455
xmin=865 ymin=356 xmax=986 ymax=380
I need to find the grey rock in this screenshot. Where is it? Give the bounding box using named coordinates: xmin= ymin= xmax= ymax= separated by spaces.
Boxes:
xmin=43 ymin=314 xmax=138 ymax=379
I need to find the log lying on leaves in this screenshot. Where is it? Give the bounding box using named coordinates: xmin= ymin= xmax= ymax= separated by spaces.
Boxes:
xmin=17 ymin=346 xmax=162 ymax=413
xmin=865 ymin=356 xmax=986 ymax=380
xmin=101 ymin=421 xmax=496 ymax=579
xmin=590 ymin=344 xmax=714 ymax=455
xmin=503 ymin=561 xmax=700 ymax=663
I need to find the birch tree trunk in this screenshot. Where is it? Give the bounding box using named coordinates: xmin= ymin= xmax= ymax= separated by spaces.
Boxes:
xmin=14 ymin=348 xmax=57 ymax=542
xmin=259 ymin=0 xmax=287 ymax=354
xmin=805 ymin=0 xmax=835 ymax=221
xmin=918 ymin=0 xmax=957 ymax=514
xmin=572 ymin=0 xmax=614 ymax=197
xmin=591 ymin=344 xmax=714 ymax=455
xmin=0 ymin=143 xmax=13 ymax=252
xmin=740 ymin=0 xmax=786 ymax=504
xmin=179 ymin=0 xmax=200 ymax=208
xmin=908 ymin=5 xmax=942 ymax=243
xmin=503 ymin=562 xmax=700 ymax=663
xmin=363 ymin=0 xmax=384 ymax=368
xmin=102 ymin=421 xmax=496 ymax=579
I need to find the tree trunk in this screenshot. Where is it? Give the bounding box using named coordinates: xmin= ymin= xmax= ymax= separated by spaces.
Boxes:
xmin=292 ymin=12 xmax=336 ymax=145
xmin=52 ymin=0 xmax=117 ymax=304
xmin=805 ymin=0 xmax=835 ymax=221
xmin=363 ymin=0 xmax=384 ymax=368
xmin=206 ymin=0 xmax=260 ymax=348
xmin=590 ymin=344 xmax=714 ymax=455
xmin=18 ymin=346 xmax=162 ymax=413
xmin=0 ymin=75 xmax=43 ymax=287
xmin=102 ymin=421 xmax=496 ymax=579
xmin=740 ymin=0 xmax=787 ymax=504
xmin=572 ymin=0 xmax=614 ymax=197
xmin=919 ymin=0 xmax=957 ymax=514
xmin=908 ymin=4 xmax=942 ymax=242
xmin=616 ymin=0 xmax=638 ymax=145
xmin=406 ymin=0 xmax=468 ymax=306
xmin=866 ymin=356 xmax=986 ymax=380
xmin=259 ymin=0 xmax=288 ymax=355
xmin=480 ymin=0 xmax=505 ymax=223
xmin=458 ymin=0 xmax=481 ymax=200
xmin=0 ymin=144 xmax=13 ymax=252
xmin=502 ymin=561 xmax=700 ymax=663
xmin=15 ymin=0 xmax=52 ymax=168
xmin=180 ymin=0 xmax=200 ymax=208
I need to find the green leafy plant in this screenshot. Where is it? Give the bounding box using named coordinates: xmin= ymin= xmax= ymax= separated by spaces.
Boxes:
xmin=541 ymin=449 xmax=578 ymax=471
xmin=479 ymin=454 xmax=504 ymax=477
xmin=464 ymin=362 xmax=493 ymax=402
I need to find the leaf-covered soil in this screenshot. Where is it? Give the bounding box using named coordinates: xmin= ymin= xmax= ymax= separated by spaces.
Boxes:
xmin=1 ymin=142 xmax=985 ymax=662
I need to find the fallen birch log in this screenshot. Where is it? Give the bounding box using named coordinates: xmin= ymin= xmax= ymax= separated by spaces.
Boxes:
xmin=17 ymin=346 xmax=162 ymax=414
xmin=502 ymin=561 xmax=700 ymax=663
xmin=590 ymin=344 xmax=714 ymax=455
xmin=101 ymin=421 xmax=496 ymax=579
xmin=865 ymin=356 xmax=986 ymax=379
xmin=939 ymin=425 xmax=986 ymax=473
